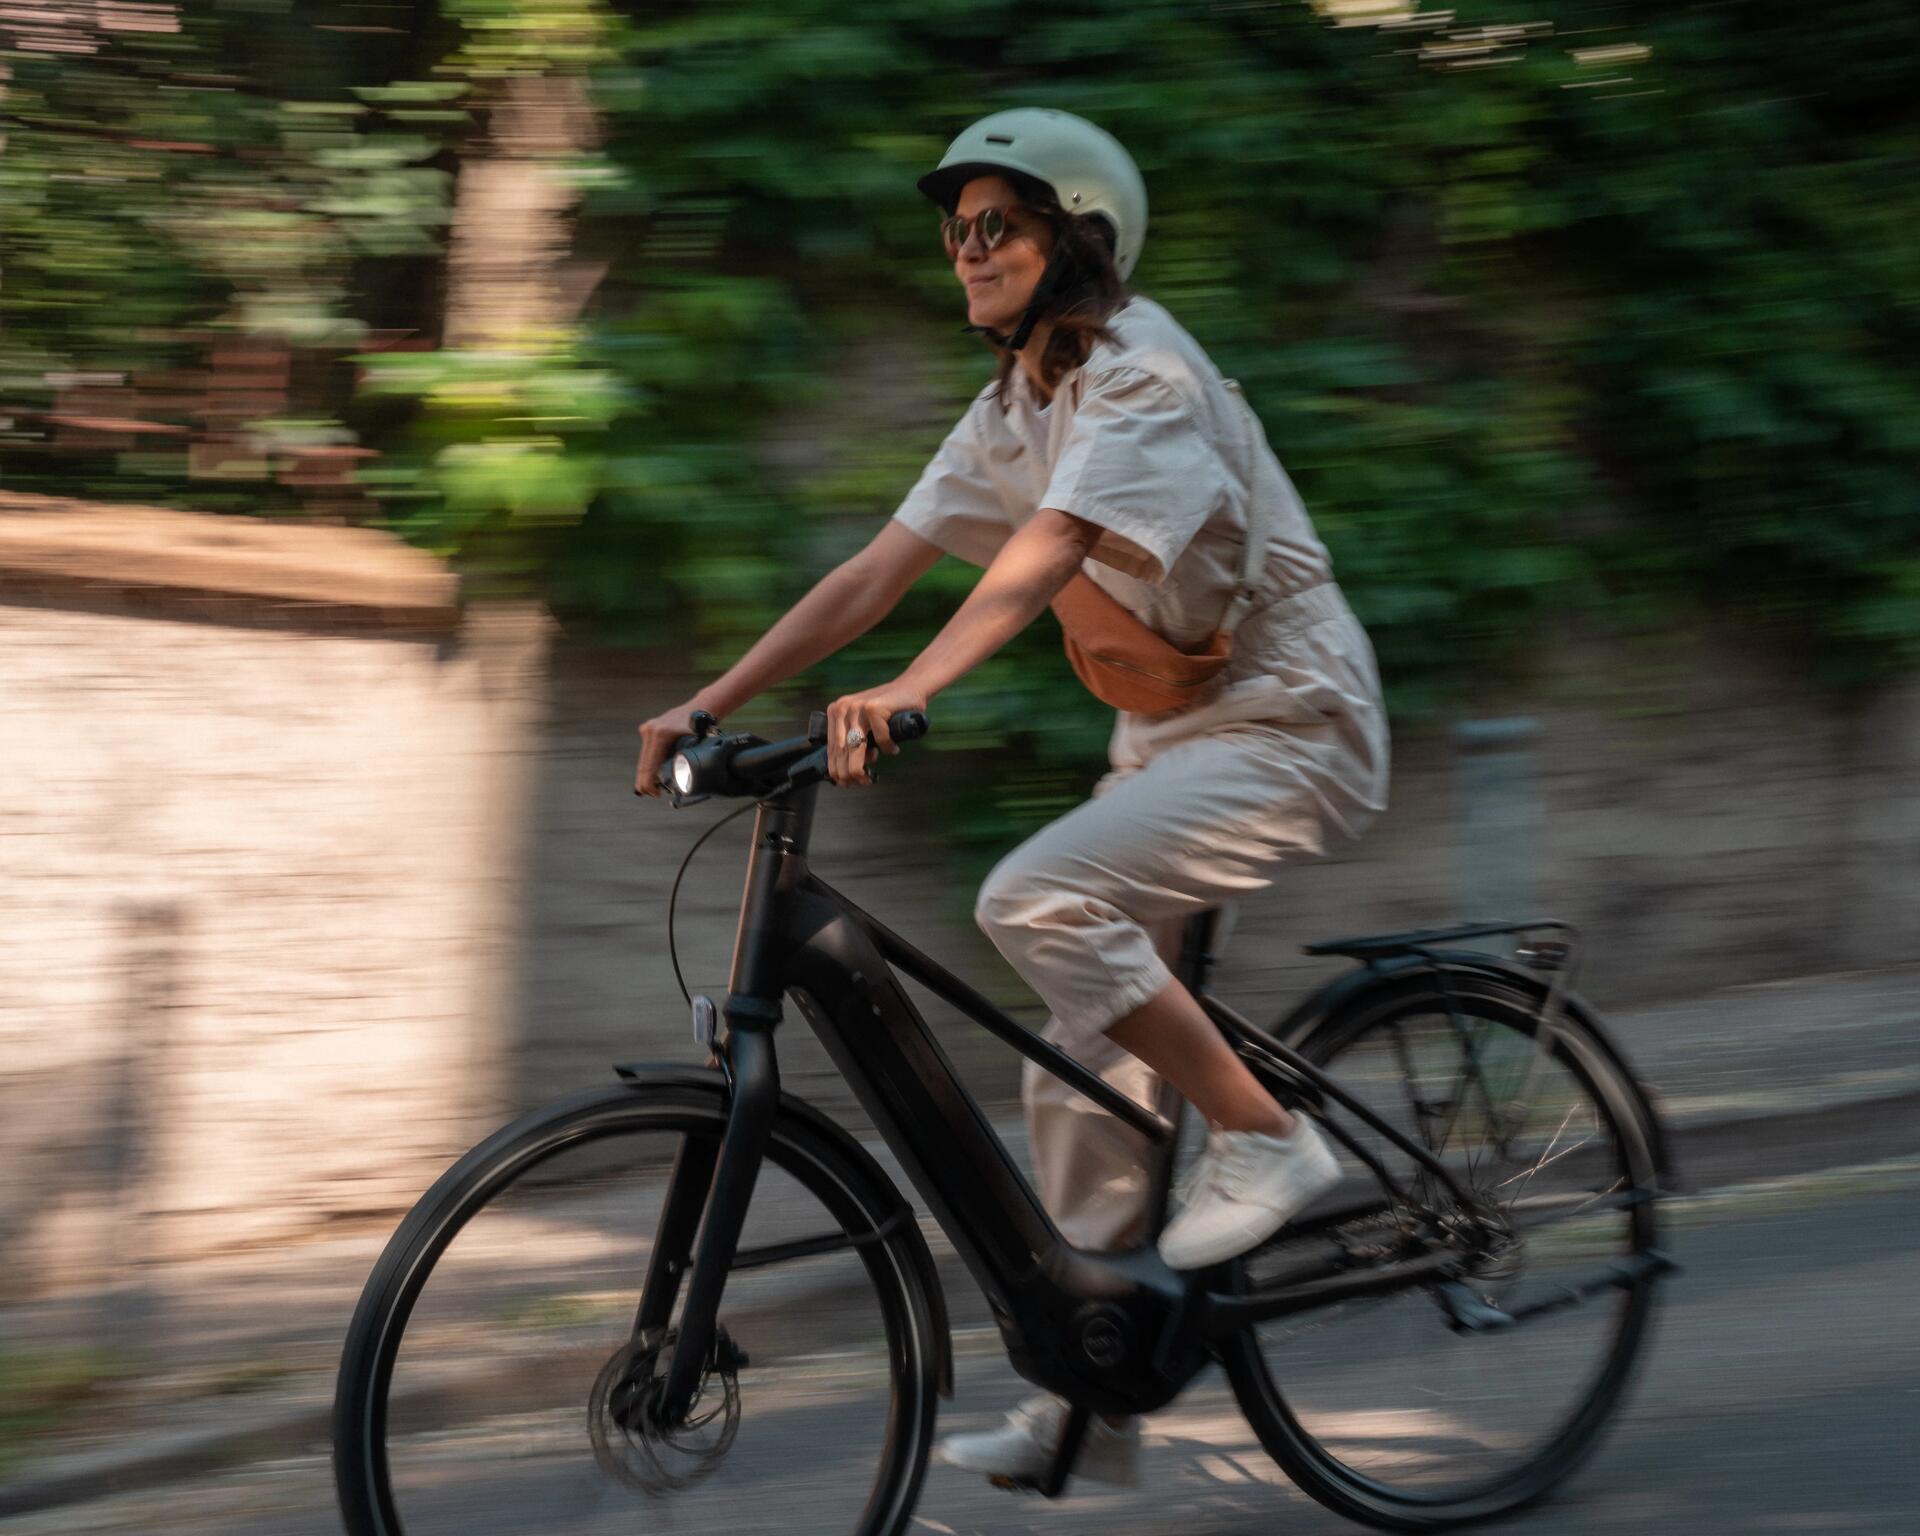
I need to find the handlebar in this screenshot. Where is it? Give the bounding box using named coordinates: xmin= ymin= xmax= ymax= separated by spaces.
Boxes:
xmin=651 ymin=709 xmax=929 ymax=806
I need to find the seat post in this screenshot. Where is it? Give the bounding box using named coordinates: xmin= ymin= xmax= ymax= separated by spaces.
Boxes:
xmin=1148 ymin=908 xmax=1226 ymax=1233
xmin=1178 ymin=908 xmax=1224 ymax=994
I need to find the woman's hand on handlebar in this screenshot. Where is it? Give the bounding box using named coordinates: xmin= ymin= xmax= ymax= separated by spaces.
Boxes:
xmin=826 ymin=680 xmax=928 ymax=788
xmin=635 ymin=700 xmax=712 ymax=798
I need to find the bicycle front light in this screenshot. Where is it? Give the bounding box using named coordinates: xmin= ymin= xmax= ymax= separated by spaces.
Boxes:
xmin=664 ymin=732 xmax=732 ymax=805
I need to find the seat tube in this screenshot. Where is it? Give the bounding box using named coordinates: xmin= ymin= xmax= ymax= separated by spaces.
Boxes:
xmin=1143 ymin=910 xmax=1220 ymax=1228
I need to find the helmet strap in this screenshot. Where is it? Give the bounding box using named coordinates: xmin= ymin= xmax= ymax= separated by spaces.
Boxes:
xmin=960 ymin=244 xmax=1071 ymax=354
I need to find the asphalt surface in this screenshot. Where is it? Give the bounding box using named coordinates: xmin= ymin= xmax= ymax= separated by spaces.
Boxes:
xmin=4 ymin=1161 xmax=1914 ymax=1536
xmin=5 ymin=955 xmax=1920 ymax=1525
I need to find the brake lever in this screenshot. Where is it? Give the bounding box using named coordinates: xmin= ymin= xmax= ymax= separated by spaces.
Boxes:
xmin=662 ymin=781 xmax=711 ymax=809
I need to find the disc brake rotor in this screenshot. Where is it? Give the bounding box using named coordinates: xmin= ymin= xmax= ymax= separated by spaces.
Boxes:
xmin=588 ymin=1326 xmax=742 ymax=1495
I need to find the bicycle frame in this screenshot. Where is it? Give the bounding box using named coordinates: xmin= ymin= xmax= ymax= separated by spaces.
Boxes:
xmin=650 ymin=778 xmax=1587 ymax=1423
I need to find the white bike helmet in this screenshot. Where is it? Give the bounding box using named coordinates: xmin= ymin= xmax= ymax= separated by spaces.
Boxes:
xmin=918 ymin=107 xmax=1148 ymax=280
xmin=919 ymin=108 xmax=1147 ymax=351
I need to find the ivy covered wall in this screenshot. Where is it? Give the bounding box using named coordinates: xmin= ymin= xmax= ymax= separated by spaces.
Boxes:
xmin=6 ymin=0 xmax=1915 ymax=859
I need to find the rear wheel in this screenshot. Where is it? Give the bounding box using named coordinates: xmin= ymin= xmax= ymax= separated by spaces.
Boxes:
xmin=333 ymin=1081 xmax=940 ymax=1536
xmin=1226 ymin=972 xmax=1665 ymax=1529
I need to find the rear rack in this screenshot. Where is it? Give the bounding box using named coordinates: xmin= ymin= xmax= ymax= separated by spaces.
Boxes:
xmin=1305 ymin=918 xmax=1585 ymax=1058
xmin=1305 ymin=919 xmax=1577 ymax=970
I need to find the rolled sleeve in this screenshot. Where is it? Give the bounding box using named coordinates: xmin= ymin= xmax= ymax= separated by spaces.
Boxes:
xmin=891 ymin=396 xmax=1012 ymax=569
xmin=1041 ymin=367 xmax=1220 ymax=584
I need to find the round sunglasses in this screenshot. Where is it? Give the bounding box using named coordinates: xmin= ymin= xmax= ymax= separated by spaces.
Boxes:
xmin=940 ymin=204 xmax=1048 ymax=260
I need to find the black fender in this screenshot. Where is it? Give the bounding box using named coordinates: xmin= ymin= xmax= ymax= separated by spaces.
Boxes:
xmin=1270 ymin=952 xmax=1677 ymax=1191
xmin=611 ymin=1061 xmax=955 ymax=1397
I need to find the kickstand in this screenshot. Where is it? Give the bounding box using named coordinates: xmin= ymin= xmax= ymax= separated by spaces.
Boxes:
xmin=996 ymin=1403 xmax=1092 ymax=1499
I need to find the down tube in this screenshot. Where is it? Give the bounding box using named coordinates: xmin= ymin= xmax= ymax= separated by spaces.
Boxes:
xmin=778 ymin=887 xmax=1057 ymax=1318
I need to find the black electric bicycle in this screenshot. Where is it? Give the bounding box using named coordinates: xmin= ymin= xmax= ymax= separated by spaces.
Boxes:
xmin=334 ymin=710 xmax=1675 ymax=1536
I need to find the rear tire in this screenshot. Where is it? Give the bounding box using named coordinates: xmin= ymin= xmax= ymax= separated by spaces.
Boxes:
xmin=1226 ymin=971 xmax=1666 ymax=1530
xmin=333 ymin=1080 xmax=940 ymax=1536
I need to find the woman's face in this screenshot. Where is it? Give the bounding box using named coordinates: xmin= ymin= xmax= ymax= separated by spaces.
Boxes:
xmin=951 ymin=175 xmax=1053 ymax=333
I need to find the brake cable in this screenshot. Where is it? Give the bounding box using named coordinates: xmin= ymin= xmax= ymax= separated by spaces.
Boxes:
xmin=666 ymin=801 xmax=758 ymax=1007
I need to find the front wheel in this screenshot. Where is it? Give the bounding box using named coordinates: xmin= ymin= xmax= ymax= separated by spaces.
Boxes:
xmin=333 ymin=1079 xmax=940 ymax=1536
xmin=1226 ymin=971 xmax=1667 ymax=1530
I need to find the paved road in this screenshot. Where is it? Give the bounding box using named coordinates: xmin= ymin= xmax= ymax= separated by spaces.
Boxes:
xmin=6 ymin=1167 xmax=1914 ymax=1536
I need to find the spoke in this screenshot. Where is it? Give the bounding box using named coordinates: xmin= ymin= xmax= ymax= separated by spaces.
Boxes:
xmin=1458 ymin=1020 xmax=1549 ymax=1184
xmin=1467 ymin=1041 xmax=1521 ymax=1173
xmin=1492 ymin=1104 xmax=1595 ymax=1200
xmin=1428 ymin=1021 xmax=1480 ymax=1160
xmin=1393 ymin=1018 xmax=1488 ymax=1208
xmin=1429 ymin=1017 xmax=1523 ymax=1189
xmin=1462 ymin=1023 xmax=1504 ymax=1184
xmin=1260 ymin=1291 xmax=1396 ymax=1349
xmin=1388 ymin=1022 xmax=1435 ymax=1150
xmin=1384 ymin=1022 xmax=1448 ymax=1213
xmin=1507 ymin=1178 xmax=1630 ymax=1232
xmin=1484 ymin=1021 xmax=1556 ymax=1159
xmin=1505 ymin=1182 xmax=1629 ymax=1216
xmin=1472 ymin=1091 xmax=1606 ymax=1193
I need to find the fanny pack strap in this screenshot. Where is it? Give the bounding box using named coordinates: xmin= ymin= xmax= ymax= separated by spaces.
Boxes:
xmin=1216 ymin=379 xmax=1272 ymax=640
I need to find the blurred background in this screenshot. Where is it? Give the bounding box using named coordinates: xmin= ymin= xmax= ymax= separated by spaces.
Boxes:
xmin=2 ymin=1 xmax=1917 ymax=1531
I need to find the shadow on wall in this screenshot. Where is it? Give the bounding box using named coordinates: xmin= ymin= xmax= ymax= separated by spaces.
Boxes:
xmin=0 ymin=902 xmax=180 ymax=1310
xmin=0 ymin=496 xmax=542 ymax=1304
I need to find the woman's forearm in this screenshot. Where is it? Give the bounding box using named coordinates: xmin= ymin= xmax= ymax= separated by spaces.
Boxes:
xmin=694 ymin=562 xmax=895 ymax=718
xmin=901 ymin=510 xmax=1095 ymax=701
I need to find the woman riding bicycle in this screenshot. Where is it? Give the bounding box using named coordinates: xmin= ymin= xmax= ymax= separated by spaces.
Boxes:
xmin=635 ymin=107 xmax=1389 ymax=1489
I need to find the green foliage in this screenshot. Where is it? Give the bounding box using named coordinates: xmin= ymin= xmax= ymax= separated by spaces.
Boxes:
xmin=7 ymin=1 xmax=1916 ymax=866
xmin=358 ymin=345 xmax=630 ymax=574
xmin=551 ymin=0 xmax=1917 ymax=861
xmin=0 ymin=2 xmax=452 ymax=510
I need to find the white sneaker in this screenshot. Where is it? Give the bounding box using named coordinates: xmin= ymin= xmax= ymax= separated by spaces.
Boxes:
xmin=936 ymin=1393 xmax=1141 ymax=1487
xmin=1158 ymin=1116 xmax=1342 ymax=1270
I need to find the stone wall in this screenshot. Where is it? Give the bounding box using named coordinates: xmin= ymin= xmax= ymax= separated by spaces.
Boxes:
xmin=5 ymin=489 xmax=1914 ymax=1298
xmin=513 ymin=621 xmax=1920 ymax=1133
xmin=0 ymin=495 xmax=547 ymax=1301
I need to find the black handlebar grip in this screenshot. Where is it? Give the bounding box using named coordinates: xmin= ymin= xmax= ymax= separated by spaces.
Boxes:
xmin=887 ymin=710 xmax=930 ymax=744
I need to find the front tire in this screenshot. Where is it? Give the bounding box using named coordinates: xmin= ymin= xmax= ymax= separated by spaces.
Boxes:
xmin=333 ymin=1080 xmax=940 ymax=1536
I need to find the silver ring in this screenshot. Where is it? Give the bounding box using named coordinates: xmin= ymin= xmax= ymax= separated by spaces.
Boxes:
xmin=844 ymin=726 xmax=866 ymax=750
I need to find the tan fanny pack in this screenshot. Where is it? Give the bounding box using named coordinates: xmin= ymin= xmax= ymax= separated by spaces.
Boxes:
xmin=1048 ymin=381 xmax=1270 ymax=714
xmin=1050 ymin=576 xmax=1237 ymax=713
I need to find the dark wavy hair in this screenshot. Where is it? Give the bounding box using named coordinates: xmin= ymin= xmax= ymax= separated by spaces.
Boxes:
xmin=981 ymin=174 xmax=1133 ymax=405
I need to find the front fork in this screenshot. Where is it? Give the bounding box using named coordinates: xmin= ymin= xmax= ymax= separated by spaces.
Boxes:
xmin=642 ymin=1019 xmax=780 ymax=1422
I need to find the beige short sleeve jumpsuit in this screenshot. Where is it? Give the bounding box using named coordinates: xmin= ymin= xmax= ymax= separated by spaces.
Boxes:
xmin=893 ymin=297 xmax=1391 ymax=1251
